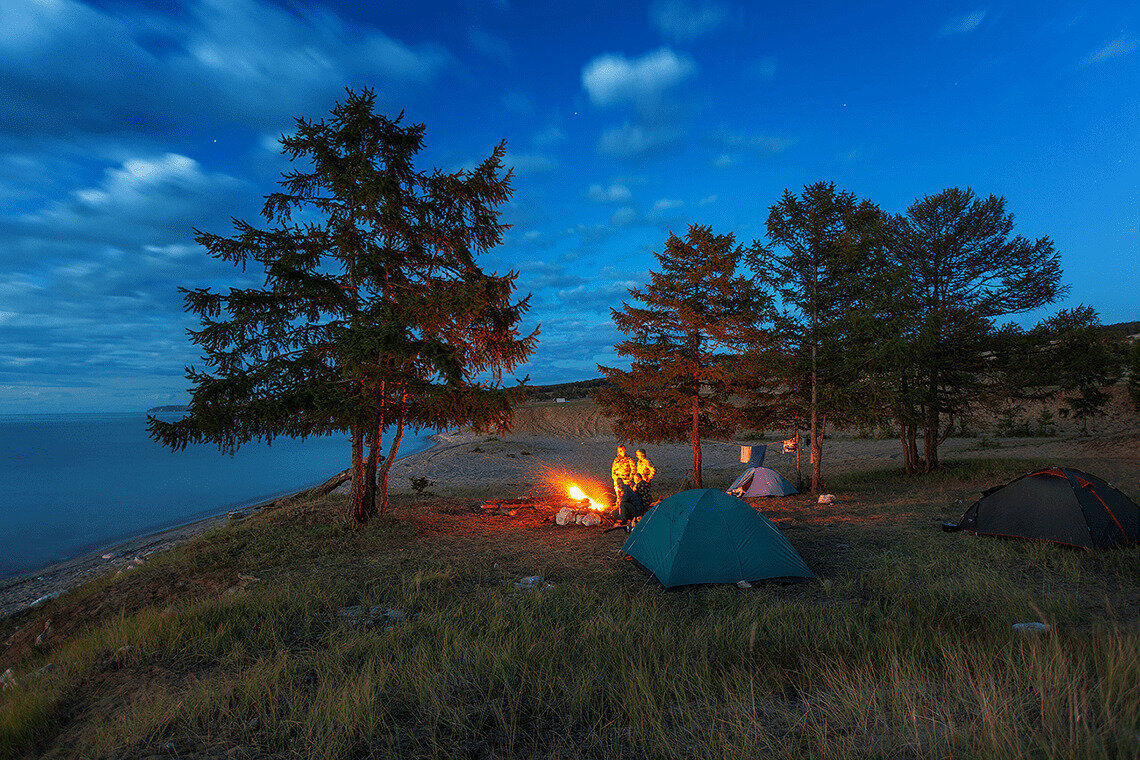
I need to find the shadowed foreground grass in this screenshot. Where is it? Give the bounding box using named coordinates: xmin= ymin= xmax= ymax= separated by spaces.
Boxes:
xmin=1 ymin=458 xmax=1137 ymax=759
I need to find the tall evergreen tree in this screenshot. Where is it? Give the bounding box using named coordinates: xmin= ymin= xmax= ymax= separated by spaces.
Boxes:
xmin=594 ymin=225 xmax=773 ymax=488
xmin=150 ymin=89 xmax=537 ymax=524
xmin=887 ymin=188 xmax=1063 ymax=471
xmin=753 ymin=182 xmax=890 ymax=493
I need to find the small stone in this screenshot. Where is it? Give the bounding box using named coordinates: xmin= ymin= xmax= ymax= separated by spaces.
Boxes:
xmin=817 ymin=494 xmax=836 ymax=504
xmin=1012 ymin=622 xmax=1051 ymax=635
xmin=736 ymin=580 xmax=752 ymax=589
xmin=102 ymin=552 xmax=117 ymax=560
xmin=514 ymin=576 xmax=543 ymax=589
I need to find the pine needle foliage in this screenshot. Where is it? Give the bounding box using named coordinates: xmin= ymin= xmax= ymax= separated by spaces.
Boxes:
xmin=149 ymin=89 xmax=537 ymax=524
xmin=594 ymin=225 xmax=773 ymax=488
xmin=752 ymin=182 xmax=892 ymax=493
xmin=887 ymin=188 xmax=1064 ymax=472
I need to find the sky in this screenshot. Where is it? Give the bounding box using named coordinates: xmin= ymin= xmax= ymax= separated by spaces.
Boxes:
xmin=0 ymin=0 xmax=1137 ymax=413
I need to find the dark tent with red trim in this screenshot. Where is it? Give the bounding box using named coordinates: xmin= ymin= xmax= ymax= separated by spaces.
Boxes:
xmin=951 ymin=467 xmax=1140 ymax=549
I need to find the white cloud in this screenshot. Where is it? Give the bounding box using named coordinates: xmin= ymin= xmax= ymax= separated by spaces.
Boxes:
xmin=587 ymin=183 xmax=633 ymax=203
xmin=581 ymin=48 xmax=695 ymax=116
xmin=708 ymin=130 xmax=795 ymax=166
xmin=651 ymin=198 xmax=683 ymax=214
xmin=650 ymin=0 xmax=728 ymax=42
xmin=502 ymin=152 xmax=556 ymax=175
xmin=0 ymin=0 xmax=450 ymax=143
xmin=598 ymin=123 xmax=682 ymax=160
xmin=1080 ymin=35 xmax=1139 ymax=66
xmin=939 ymin=10 xmax=987 ymax=36
xmin=698 ymin=194 xmax=718 ymax=205
xmin=533 ymin=125 xmax=567 ymax=146
xmin=611 ymin=207 xmax=637 ymax=226
xmin=468 ymin=27 xmax=511 ymax=64
xmin=712 ymin=154 xmax=736 ymax=168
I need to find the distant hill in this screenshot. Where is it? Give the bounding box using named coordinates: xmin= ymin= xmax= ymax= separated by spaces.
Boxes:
xmin=525 ymin=378 xmax=609 ymax=401
xmin=1101 ymin=320 xmax=1140 ymax=337
xmin=147 ymin=405 xmax=189 ymax=413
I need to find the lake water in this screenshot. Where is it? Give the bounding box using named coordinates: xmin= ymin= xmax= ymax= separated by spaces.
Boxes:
xmin=0 ymin=413 xmax=433 ymax=579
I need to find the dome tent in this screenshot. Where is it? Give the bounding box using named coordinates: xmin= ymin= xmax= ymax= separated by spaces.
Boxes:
xmin=622 ymin=489 xmax=814 ymax=588
xmin=950 ymin=467 xmax=1139 ymax=549
xmin=727 ymin=466 xmax=797 ymax=497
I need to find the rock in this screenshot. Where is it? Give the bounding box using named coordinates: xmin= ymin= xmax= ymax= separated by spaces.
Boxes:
xmin=34 ymin=622 xmax=53 ymax=648
xmin=514 ymin=576 xmax=543 ymax=589
xmin=736 ymin=580 xmax=752 ymax=589
xmin=513 ymin=576 xmax=554 ymax=592
xmin=555 ymin=507 xmax=573 ymax=526
xmin=132 ymin=556 xmax=145 ymax=565
xmin=580 ymin=512 xmax=601 ymax=527
xmin=1012 ymin=622 xmax=1051 ymax=635
xmin=818 ymin=494 xmax=836 ymax=504
xmin=0 ymin=668 xmax=15 ymax=690
xmin=28 ymin=591 xmax=62 ymax=609
xmin=102 ymin=552 xmax=118 ymax=560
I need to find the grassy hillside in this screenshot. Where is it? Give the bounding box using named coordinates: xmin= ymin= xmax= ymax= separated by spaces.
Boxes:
xmin=1 ymin=458 xmax=1136 ymax=759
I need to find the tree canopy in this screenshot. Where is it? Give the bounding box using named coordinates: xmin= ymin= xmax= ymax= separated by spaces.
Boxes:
xmin=594 ymin=225 xmax=773 ymax=488
xmin=150 ymin=88 xmax=537 ymax=523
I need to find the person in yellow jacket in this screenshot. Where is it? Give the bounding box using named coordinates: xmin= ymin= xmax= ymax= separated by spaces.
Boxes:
xmin=635 ymin=449 xmax=655 ymax=504
xmin=611 ymin=445 xmax=635 ymax=505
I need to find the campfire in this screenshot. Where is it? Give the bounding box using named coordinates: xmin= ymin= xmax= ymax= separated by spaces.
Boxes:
xmin=477 ymin=471 xmax=614 ymax=527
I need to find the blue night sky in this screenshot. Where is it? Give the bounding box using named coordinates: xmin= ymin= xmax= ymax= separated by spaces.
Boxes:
xmin=0 ymin=0 xmax=1137 ymax=413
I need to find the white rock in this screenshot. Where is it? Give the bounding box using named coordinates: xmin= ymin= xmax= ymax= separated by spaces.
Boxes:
xmin=581 ymin=512 xmax=601 ymax=527
xmin=555 ymin=507 xmax=574 ymax=526
xmin=28 ymin=591 xmax=62 ymax=609
xmin=514 ymin=576 xmax=543 ymax=589
xmin=736 ymin=580 xmax=752 ymax=589
xmin=818 ymin=494 xmax=836 ymax=504
xmin=1012 ymin=622 xmax=1051 ymax=634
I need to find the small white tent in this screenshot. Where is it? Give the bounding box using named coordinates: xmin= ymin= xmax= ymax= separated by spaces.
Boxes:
xmin=727 ymin=467 xmax=797 ymax=497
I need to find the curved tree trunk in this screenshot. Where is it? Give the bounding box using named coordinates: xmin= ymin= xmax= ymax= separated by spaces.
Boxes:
xmin=377 ymin=395 xmax=408 ymax=517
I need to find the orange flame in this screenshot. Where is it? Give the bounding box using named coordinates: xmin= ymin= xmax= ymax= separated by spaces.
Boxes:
xmin=567 ymin=484 xmax=607 ymax=511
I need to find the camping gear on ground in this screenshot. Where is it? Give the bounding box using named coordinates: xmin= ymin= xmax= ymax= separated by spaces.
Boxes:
xmin=946 ymin=467 xmax=1139 ymax=549
xmin=621 ymin=489 xmax=814 ymax=588
xmin=727 ymin=466 xmax=797 ymax=497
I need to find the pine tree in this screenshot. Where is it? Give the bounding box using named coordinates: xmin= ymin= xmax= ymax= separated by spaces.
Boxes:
xmin=753 ymin=182 xmax=890 ymax=493
xmin=149 ymin=89 xmax=537 ymax=524
xmin=888 ymin=188 xmax=1063 ymax=471
xmin=594 ymin=225 xmax=773 ymax=488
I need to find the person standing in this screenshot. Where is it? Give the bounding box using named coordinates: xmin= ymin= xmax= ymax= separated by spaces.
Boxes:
xmin=611 ymin=445 xmax=635 ymax=506
xmin=635 ymin=448 xmax=656 ymax=504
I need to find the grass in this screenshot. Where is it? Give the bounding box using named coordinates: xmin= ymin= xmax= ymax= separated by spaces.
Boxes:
xmin=1 ymin=458 xmax=1137 ymax=759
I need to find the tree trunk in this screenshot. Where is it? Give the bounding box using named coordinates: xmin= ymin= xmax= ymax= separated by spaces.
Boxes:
xmin=350 ymin=422 xmax=366 ymax=526
xmin=362 ymin=411 xmax=383 ymax=519
xmin=691 ymin=392 xmax=702 ymax=488
xmin=377 ymin=398 xmax=407 ymax=517
xmin=810 ymin=373 xmax=821 ymax=495
xmin=900 ymin=423 xmax=914 ymax=475
xmin=907 ymin=422 xmax=922 ymax=473
xmin=923 ymin=406 xmax=940 ymax=472
xmin=794 ymin=426 xmax=803 ymax=490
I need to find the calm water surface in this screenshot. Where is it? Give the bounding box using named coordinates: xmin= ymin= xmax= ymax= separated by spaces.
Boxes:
xmin=0 ymin=413 xmax=431 ymax=578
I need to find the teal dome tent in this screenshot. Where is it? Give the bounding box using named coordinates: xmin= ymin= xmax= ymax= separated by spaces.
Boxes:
xmin=621 ymin=489 xmax=814 ymax=588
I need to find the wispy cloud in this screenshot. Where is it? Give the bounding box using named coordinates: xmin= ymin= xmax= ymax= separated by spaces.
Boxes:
xmin=1080 ymin=35 xmax=1139 ymax=67
xmin=650 ymin=0 xmax=728 ymax=43
xmin=939 ymin=10 xmax=987 ymax=36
